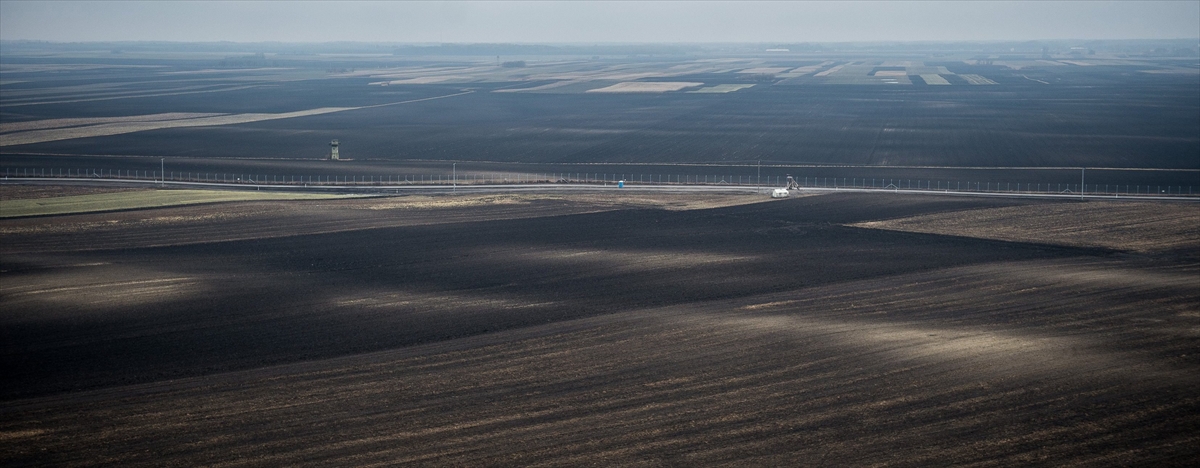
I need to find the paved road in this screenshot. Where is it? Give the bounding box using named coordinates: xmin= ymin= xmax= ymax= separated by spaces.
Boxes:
xmin=3 ymin=176 xmax=1197 ymax=202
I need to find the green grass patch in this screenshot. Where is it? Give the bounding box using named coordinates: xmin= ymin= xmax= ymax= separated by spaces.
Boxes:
xmin=0 ymin=189 xmax=356 ymax=218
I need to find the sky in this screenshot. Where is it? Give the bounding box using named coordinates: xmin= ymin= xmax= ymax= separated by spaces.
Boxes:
xmin=1 ymin=1 xmax=1197 ymax=43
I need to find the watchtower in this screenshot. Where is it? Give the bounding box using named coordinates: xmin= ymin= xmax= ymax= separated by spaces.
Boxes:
xmin=329 ymin=140 xmax=339 ymax=160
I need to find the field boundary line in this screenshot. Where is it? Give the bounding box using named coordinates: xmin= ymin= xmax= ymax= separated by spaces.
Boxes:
xmin=0 ymin=90 xmax=475 ymax=147
xmin=358 ymin=90 xmax=475 ymax=109
xmin=3 ymin=178 xmax=1198 ymax=203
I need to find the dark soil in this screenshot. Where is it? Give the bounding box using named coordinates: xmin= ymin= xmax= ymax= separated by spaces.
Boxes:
xmin=0 ymin=184 xmax=147 ymax=201
xmin=1 ymin=192 xmax=1197 ymax=465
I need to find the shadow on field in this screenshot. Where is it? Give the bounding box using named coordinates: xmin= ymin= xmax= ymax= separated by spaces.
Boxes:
xmin=0 ymin=194 xmax=1110 ymax=399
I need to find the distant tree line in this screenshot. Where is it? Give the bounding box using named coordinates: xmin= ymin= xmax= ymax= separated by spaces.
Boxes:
xmin=1 ymin=39 xmax=1194 ymax=59
xmin=390 ymin=43 xmax=693 ymax=56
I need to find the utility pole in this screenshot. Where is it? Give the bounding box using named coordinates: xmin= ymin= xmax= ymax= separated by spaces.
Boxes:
xmin=453 ymin=163 xmax=456 ymax=193
xmin=757 ymin=160 xmax=761 ymax=188
xmin=1081 ymin=167 xmax=1085 ymax=200
xmin=160 ymin=158 xmax=164 ymax=187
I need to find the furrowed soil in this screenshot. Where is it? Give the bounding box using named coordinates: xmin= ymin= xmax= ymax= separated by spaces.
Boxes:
xmin=1 ymin=192 xmax=1197 ymax=466
xmin=852 ymin=200 xmax=1200 ymax=256
xmin=0 ymin=188 xmax=357 ymax=218
xmin=0 ymin=184 xmax=147 ymax=201
xmin=3 ymin=58 xmax=1197 ymax=170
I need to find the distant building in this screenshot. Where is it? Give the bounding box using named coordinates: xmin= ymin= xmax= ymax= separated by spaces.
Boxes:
xmin=330 ymin=140 xmax=339 ymax=160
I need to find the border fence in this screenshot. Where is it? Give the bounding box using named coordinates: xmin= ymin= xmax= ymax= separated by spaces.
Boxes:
xmin=2 ymin=166 xmax=1197 ymax=198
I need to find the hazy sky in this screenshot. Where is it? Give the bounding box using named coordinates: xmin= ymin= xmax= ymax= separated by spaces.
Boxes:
xmin=2 ymin=1 xmax=1197 ymax=43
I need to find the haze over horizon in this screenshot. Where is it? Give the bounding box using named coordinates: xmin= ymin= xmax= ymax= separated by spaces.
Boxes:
xmin=1 ymin=1 xmax=1198 ymax=44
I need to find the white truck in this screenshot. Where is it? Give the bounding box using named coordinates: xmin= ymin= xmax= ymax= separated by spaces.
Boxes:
xmin=771 ymin=175 xmax=800 ymax=198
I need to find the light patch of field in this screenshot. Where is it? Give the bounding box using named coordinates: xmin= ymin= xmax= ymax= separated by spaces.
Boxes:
xmin=996 ymin=61 xmax=1042 ymax=70
xmin=359 ymin=194 xmax=560 ymax=210
xmin=1 ymin=84 xmax=270 ymax=107
xmin=590 ymin=72 xmax=667 ymax=81
xmin=720 ymin=313 xmax=1089 ymax=372
xmin=1083 ymin=58 xmax=1162 ymax=66
xmin=332 ymin=289 xmax=560 ymax=314
xmin=959 ymin=74 xmax=998 ymax=85
xmin=818 ymin=64 xmax=912 ymax=85
xmin=0 ymin=108 xmax=354 ymax=146
xmin=873 ymin=70 xmax=908 ymax=77
xmin=353 ymin=65 xmax=469 ymax=79
xmin=819 ymin=64 xmax=870 ymax=78
xmin=1140 ymin=68 xmax=1200 ymax=75
xmin=1 ymin=184 xmax=148 ymax=201
xmin=813 ymin=64 xmax=848 ymax=77
xmin=1058 ymin=60 xmax=1095 ymax=66
xmin=0 ymin=210 xmax=255 ymax=236
xmin=905 ymin=66 xmax=954 ymax=75
xmin=0 ymin=261 xmax=229 ymax=320
xmin=585 ymin=82 xmax=704 ymax=93
xmin=0 ymin=112 xmax=227 ymax=134
xmin=493 ymin=80 xmax=587 ymax=93
xmin=2 ymin=82 xmax=176 ymax=100
xmin=583 ymin=193 xmax=768 ymax=211
xmin=158 ymin=68 xmax=294 ymax=75
xmin=779 ymin=61 xmax=835 ymax=77
xmin=1 ymin=275 xmax=208 ymax=313
xmin=488 ymin=246 xmax=759 ymax=274
xmin=374 ymin=76 xmax=462 ymax=85
xmin=687 ymin=84 xmax=755 ymax=94
xmin=921 ymin=74 xmax=952 ymax=85
xmin=0 ymin=64 xmax=165 ymax=73
xmin=0 ymin=190 xmax=356 ymax=218
xmin=880 ymin=60 xmax=920 ymax=67
xmin=491 ymin=61 xmax=735 ymax=86
xmin=362 ymin=192 xmax=765 ymax=212
xmin=1022 ymin=75 xmax=1051 ymax=84
xmin=849 ymin=201 xmax=1200 ymax=253
xmin=0 ymin=429 xmax=46 ymax=440
xmin=737 ymin=67 xmax=790 ymax=74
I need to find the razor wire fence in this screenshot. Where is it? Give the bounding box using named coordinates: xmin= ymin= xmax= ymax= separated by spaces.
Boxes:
xmin=2 ymin=167 xmax=1197 ymax=198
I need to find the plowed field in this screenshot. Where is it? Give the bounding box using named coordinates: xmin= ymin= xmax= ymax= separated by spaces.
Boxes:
xmin=1 ymin=189 xmax=1197 ymax=465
